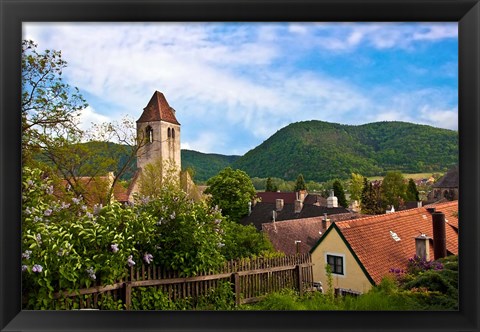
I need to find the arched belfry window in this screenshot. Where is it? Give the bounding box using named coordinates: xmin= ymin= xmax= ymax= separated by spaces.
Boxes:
xmin=172 ymin=128 xmax=175 ymax=139
xmin=146 ymin=126 xmax=153 ymax=144
xmin=167 ymin=128 xmax=172 ymax=138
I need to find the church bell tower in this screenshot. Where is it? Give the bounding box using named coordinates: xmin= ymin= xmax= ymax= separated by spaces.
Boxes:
xmin=136 ymin=91 xmax=181 ymax=172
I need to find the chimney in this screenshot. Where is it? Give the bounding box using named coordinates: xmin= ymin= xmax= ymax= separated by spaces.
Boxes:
xmin=426 ymin=207 xmax=436 ymax=214
xmin=415 ymin=234 xmax=431 ymax=261
xmin=326 ymin=190 xmax=338 ymax=208
xmin=432 ymin=212 xmax=447 ymax=260
xmin=322 ymin=213 xmax=331 ymax=230
xmin=248 ymin=201 xmax=252 ymax=216
xmin=417 ymin=201 xmax=423 ymax=208
xmin=386 ymin=205 xmax=395 ymax=214
xmin=298 ymin=190 xmax=307 ymax=202
xmin=276 ymin=199 xmax=284 ymax=211
xmin=294 ymin=199 xmax=303 ymax=213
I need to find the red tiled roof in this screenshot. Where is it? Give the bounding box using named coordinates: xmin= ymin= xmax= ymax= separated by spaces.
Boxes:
xmin=329 ymin=201 xmax=458 ymax=284
xmin=136 ymin=91 xmax=180 ymax=125
xmin=256 ymin=192 xmax=297 ymax=204
xmin=58 ymin=175 xmax=130 ymax=205
xmin=262 ymin=213 xmax=359 ymax=255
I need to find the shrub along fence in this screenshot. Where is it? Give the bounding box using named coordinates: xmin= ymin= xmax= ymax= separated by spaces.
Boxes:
xmin=47 ymin=253 xmax=313 ymax=310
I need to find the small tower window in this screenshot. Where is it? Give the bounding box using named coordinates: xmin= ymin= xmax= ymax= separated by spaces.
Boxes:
xmin=172 ymin=128 xmax=175 ymax=139
xmin=168 ymin=128 xmax=171 ymax=138
xmin=146 ymin=126 xmax=153 ymax=144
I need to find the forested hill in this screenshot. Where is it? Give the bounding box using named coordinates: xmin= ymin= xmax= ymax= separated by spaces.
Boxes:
xmin=231 ymin=120 xmax=458 ymax=182
xmin=181 ymin=150 xmax=240 ymax=182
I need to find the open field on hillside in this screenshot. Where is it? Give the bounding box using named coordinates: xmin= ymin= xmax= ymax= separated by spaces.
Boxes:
xmin=367 ymin=172 xmax=443 ymax=182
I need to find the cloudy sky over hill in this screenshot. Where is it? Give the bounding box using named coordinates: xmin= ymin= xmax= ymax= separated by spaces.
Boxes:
xmin=23 ymin=22 xmax=458 ymax=155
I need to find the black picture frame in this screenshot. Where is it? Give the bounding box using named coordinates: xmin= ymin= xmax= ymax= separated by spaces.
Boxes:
xmin=1 ymin=1 xmax=479 ymax=331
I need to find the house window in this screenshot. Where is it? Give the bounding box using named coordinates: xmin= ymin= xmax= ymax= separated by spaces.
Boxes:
xmin=327 ymin=254 xmax=344 ymax=275
xmin=146 ymin=126 xmax=153 ymax=144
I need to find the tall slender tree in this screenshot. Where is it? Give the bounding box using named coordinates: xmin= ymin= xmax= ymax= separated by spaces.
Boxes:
xmin=294 ymin=174 xmax=307 ymax=191
xmin=332 ymin=180 xmax=348 ymax=208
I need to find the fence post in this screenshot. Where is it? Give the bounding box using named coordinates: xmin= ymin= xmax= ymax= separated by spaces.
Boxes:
xmin=296 ymin=265 xmax=303 ymax=297
xmin=231 ymin=273 xmax=241 ymax=306
xmin=124 ymin=282 xmax=132 ymax=310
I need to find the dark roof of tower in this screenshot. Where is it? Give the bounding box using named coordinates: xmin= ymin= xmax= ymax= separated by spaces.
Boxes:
xmin=433 ymin=165 xmax=458 ymax=188
xmin=136 ymin=91 xmax=180 ymax=125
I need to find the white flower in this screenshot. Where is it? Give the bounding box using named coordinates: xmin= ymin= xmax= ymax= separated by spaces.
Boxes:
xmin=110 ymin=244 xmax=119 ymax=253
xmin=127 ymin=255 xmax=136 ymax=267
xmin=44 ymin=209 xmax=52 ymax=217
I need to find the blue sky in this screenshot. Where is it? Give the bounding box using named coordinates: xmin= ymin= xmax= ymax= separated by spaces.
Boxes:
xmin=23 ymin=22 xmax=458 ymax=156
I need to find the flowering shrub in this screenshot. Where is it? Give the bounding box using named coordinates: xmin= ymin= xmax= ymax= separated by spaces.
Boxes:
xmin=406 ymin=255 xmax=444 ymax=275
xmin=21 ymin=166 xmax=228 ymax=309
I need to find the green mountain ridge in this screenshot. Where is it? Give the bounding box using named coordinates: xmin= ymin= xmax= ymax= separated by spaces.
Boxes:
xmin=231 ymin=120 xmax=458 ymax=182
xmin=37 ymin=120 xmax=457 ymax=184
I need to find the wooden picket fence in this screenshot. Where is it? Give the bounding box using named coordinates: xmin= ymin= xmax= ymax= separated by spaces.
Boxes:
xmin=47 ymin=253 xmax=314 ymax=310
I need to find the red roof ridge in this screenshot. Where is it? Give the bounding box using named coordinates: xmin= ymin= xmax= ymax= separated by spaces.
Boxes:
xmin=137 ymin=91 xmax=180 ymax=125
xmin=335 ymin=206 xmax=427 ymax=229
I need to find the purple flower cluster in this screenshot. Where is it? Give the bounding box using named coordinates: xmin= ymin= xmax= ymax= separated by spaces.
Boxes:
xmin=127 ymin=255 xmax=135 ymax=267
xmin=22 ymin=250 xmax=32 ymax=260
xmin=32 ymin=264 xmax=43 ymax=273
xmin=407 ymin=255 xmax=444 ymax=274
xmin=143 ymin=253 xmax=153 ymax=264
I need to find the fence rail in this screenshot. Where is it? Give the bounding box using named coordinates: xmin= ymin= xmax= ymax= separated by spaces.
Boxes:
xmin=47 ymin=253 xmax=313 ymax=310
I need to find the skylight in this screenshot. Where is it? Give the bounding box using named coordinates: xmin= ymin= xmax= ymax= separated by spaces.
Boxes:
xmin=390 ymin=230 xmax=401 ymax=242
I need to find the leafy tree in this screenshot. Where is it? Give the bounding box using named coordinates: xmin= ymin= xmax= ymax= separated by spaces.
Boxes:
xmin=220 ymin=221 xmax=276 ymax=260
xmin=22 ymin=40 xmax=88 ymax=165
xmin=332 ymin=180 xmax=348 ymax=208
xmin=265 ymin=177 xmax=278 ymax=192
xmin=294 ymin=174 xmax=307 ymax=191
xmin=405 ymin=178 xmax=420 ymax=202
xmin=349 ymin=173 xmax=364 ymax=203
xmin=361 ymin=178 xmax=383 ymax=214
xmin=381 ymin=171 xmax=407 ymax=209
xmin=204 ymin=167 xmax=257 ymax=222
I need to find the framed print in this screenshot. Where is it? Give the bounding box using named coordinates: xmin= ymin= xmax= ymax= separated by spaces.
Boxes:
xmin=1 ymin=1 xmax=479 ymax=331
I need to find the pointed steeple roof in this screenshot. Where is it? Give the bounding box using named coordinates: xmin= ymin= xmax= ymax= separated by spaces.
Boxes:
xmin=136 ymin=91 xmax=180 ymax=125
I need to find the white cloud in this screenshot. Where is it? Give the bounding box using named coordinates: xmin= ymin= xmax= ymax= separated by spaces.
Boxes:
xmin=182 ymin=132 xmax=223 ymax=154
xmin=78 ymin=106 xmax=111 ymax=132
xmin=419 ymin=106 xmax=458 ymax=130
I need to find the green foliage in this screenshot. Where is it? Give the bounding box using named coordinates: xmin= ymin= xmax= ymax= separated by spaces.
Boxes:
xmin=220 ymin=221 xmax=276 ymax=260
xmin=381 ymin=171 xmax=406 ymax=209
xmin=405 ymin=178 xmax=420 ymax=202
xmin=294 ymin=174 xmax=307 ymax=191
xmin=332 ymin=180 xmax=348 ymax=208
xmin=181 ymin=150 xmax=240 ymax=183
xmin=360 ymin=178 xmax=383 ymax=214
xmin=131 ymin=281 xmax=235 ymax=310
xmin=22 ymin=165 xmax=230 ymax=308
xmin=22 ymin=40 xmax=88 ymax=165
xmin=325 ymin=264 xmax=335 ymax=304
xmin=348 ymin=173 xmax=364 ymax=202
xmin=232 ymin=120 xmax=457 ymax=182
xmin=265 ymin=177 xmax=277 ymax=192
xmin=204 ymin=167 xmax=257 ymax=222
